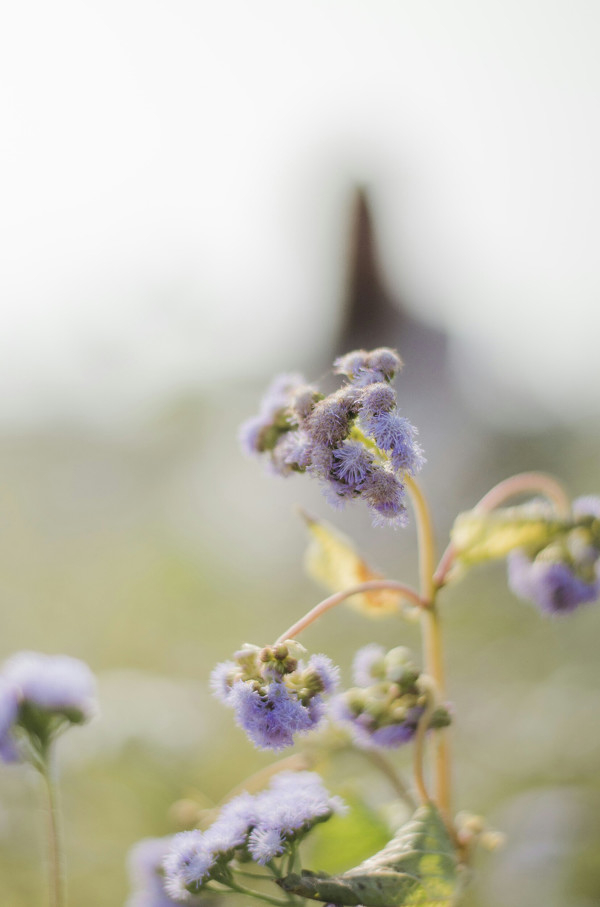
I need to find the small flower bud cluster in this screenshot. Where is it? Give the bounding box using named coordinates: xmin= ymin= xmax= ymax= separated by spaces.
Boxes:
xmin=0 ymin=651 xmax=97 ymax=764
xmin=508 ymin=496 xmax=600 ymax=614
xmin=211 ymin=642 xmax=339 ymax=751
xmin=239 ymin=348 xmax=424 ymax=526
xmin=162 ymin=771 xmax=345 ymax=901
xmin=334 ymin=645 xmax=450 ymax=749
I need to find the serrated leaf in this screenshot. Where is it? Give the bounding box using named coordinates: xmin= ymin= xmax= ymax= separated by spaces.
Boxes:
xmin=301 ymin=512 xmax=403 ymax=616
xmin=279 ymin=804 xmax=460 ymax=906
xmin=451 ymin=504 xmax=566 ymax=567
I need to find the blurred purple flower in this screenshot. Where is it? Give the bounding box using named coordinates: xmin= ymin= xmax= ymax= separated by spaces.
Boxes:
xmin=3 ymin=651 xmax=97 ymax=722
xmin=508 ymin=550 xmax=600 ymax=615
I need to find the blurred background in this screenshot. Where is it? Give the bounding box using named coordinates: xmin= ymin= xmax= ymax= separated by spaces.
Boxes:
xmin=2 ymin=2 xmax=600 ymax=904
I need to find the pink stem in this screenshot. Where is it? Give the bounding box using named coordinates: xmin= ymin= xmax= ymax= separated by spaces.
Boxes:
xmin=275 ymin=580 xmax=425 ymax=644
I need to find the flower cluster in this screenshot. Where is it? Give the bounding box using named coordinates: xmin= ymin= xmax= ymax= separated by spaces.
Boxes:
xmin=333 ymin=645 xmax=450 ymax=749
xmin=240 ymin=348 xmax=424 ymax=526
xmin=163 ymin=771 xmax=345 ymax=901
xmin=211 ymin=642 xmax=338 ymax=751
xmin=508 ymin=496 xmax=600 ymax=614
xmin=0 ymin=651 xmax=97 ymax=763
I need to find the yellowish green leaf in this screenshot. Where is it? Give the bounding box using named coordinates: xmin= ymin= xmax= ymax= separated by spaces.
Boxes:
xmin=451 ymin=504 xmax=566 ymax=567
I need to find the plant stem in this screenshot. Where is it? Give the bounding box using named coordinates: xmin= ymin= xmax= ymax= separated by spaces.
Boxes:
xmin=434 ymin=471 xmax=571 ymax=587
xmin=361 ymin=749 xmax=416 ymax=810
xmin=40 ymin=754 xmax=65 ymax=907
xmin=226 ymin=878 xmax=293 ymax=906
xmin=412 ymin=679 xmax=436 ymax=806
xmin=275 ymin=580 xmax=425 ymax=644
xmin=405 ymin=476 xmax=452 ymax=821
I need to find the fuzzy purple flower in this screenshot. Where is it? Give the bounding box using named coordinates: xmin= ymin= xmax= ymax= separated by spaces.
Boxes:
xmin=212 ymin=644 xmax=338 ymax=751
xmin=334 ymin=646 xmax=450 ymax=749
xmin=239 ymin=372 xmax=306 ymax=463
xmin=508 ymin=550 xmax=600 ymax=615
xmin=127 ymin=836 xmax=198 ymax=907
xmin=241 ymin=348 xmax=423 ymax=526
xmin=507 ymin=495 xmax=600 ymax=615
xmin=163 ymin=831 xmax=211 ymax=901
xmin=3 ymin=651 xmax=97 ymax=723
xmin=229 ymin=681 xmax=319 ymax=751
xmin=334 ymin=348 xmax=402 ymax=386
xmin=247 ymin=771 xmax=346 ymax=863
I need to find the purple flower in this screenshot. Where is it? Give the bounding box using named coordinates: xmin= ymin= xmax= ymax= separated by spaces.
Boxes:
xmin=362 ymin=468 xmax=408 ymax=527
xmin=213 ymin=644 xmax=338 ymax=751
xmin=247 ymin=826 xmax=286 ymax=864
xmin=239 ymin=372 xmax=306 ymax=461
xmin=2 ymin=651 xmax=97 ymax=722
xmin=163 ymin=830 xmax=213 ymax=901
xmin=359 ymin=382 xmax=396 ymax=418
xmin=306 ymin=394 xmax=352 ymax=447
xmin=0 ymin=679 xmax=20 ymax=764
xmin=334 ymin=645 xmax=449 ymax=749
xmin=334 ymin=348 xmax=402 ymax=386
xmin=241 ymin=348 xmax=423 ymax=526
xmin=351 ymin=644 xmax=386 ymax=687
xmin=508 ymin=550 xmax=600 ymax=615
xmin=361 ymin=410 xmax=425 ymax=474
xmin=331 ymin=441 xmax=375 ymax=488
xmin=306 ymin=654 xmax=340 ymax=695
xmin=127 ymin=836 xmax=190 ymax=907
xmin=229 ymin=681 xmax=318 ymax=751
xmin=248 ymin=771 xmax=346 ymax=858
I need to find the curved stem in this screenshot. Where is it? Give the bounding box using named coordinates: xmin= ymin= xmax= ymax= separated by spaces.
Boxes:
xmin=360 ymin=749 xmax=416 ymax=810
xmin=405 ymin=476 xmax=436 ymax=604
xmin=275 ymin=580 xmax=425 ymax=644
xmin=404 ymin=476 xmax=451 ymax=820
xmin=434 ymin=471 xmax=571 ymax=588
xmin=472 ymin=471 xmax=571 ymax=517
xmin=40 ymin=755 xmax=65 ymax=907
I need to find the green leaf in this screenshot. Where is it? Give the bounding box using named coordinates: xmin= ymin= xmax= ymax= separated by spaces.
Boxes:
xmin=279 ymin=804 xmax=461 ymax=906
xmin=451 ymin=504 xmax=566 ymax=567
xmin=300 ymin=511 xmax=403 ymax=616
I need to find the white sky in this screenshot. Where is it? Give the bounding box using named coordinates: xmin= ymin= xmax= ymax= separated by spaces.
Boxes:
xmin=2 ymin=0 xmax=600 ymax=426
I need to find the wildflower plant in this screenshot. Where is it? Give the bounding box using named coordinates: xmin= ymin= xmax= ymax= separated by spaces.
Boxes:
xmin=2 ymin=345 xmax=599 ymax=907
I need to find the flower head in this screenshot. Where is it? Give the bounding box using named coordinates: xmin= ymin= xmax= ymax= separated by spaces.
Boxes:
xmin=334 ymin=646 xmax=450 ymax=749
xmin=0 ymin=651 xmax=97 ymax=764
xmin=241 ymin=348 xmax=423 ymax=526
xmin=507 ymin=495 xmax=600 ymax=615
xmin=211 ymin=644 xmax=338 ymax=751
xmin=127 ymin=836 xmax=193 ymax=907
xmin=3 ymin=651 xmax=97 ymax=722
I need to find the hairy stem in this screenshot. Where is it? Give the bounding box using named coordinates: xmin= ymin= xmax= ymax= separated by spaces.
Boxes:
xmin=434 ymin=471 xmax=571 ymax=587
xmin=405 ymin=476 xmax=452 ymax=820
xmin=275 ymin=580 xmax=425 ymax=644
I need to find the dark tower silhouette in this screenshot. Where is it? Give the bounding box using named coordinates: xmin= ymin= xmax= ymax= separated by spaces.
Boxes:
xmin=336 ymin=186 xmax=450 ymax=403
